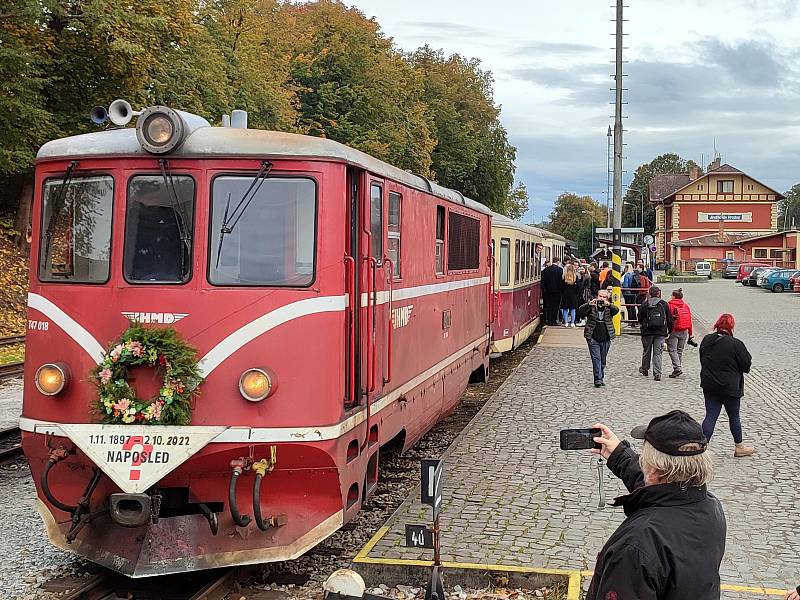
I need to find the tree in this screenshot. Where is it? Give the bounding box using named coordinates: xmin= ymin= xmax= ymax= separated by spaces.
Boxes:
xmin=547 ymin=192 xmax=605 ymax=257
xmin=778 ymin=184 xmax=800 ymax=230
xmin=623 ymin=153 xmax=701 ymax=232
xmin=501 ymin=182 xmax=529 ymax=221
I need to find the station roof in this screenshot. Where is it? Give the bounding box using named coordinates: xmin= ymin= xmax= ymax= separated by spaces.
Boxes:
xmin=650 ymin=163 xmax=785 ymax=204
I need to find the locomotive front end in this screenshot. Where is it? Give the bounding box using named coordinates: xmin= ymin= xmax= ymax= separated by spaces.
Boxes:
xmin=21 ymin=104 xmax=362 ymax=576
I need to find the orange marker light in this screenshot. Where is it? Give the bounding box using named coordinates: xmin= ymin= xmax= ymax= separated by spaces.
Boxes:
xmin=35 ymin=363 xmax=69 ymax=395
xmin=239 ymin=369 xmax=273 ymax=402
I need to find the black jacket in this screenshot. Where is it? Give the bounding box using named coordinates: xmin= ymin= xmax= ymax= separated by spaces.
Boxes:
xmin=590 ymin=271 xmax=601 ymax=296
xmin=700 ymin=331 xmax=752 ymax=398
xmin=587 ymin=442 xmax=726 ymax=600
xmin=541 ymin=264 xmax=563 ymax=295
xmin=578 ymin=301 xmax=619 ymax=340
xmin=638 ymin=297 xmax=674 ymax=336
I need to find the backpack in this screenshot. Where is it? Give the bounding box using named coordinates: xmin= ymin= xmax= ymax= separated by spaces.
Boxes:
xmin=631 ymin=272 xmax=642 ymax=289
xmin=646 ymin=301 xmax=666 ymax=331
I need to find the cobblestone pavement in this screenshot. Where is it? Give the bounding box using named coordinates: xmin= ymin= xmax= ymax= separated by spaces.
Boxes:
xmin=363 ymin=279 xmax=800 ymax=597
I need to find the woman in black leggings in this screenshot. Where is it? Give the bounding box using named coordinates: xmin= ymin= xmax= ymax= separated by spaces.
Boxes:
xmin=699 ymin=313 xmax=755 ymax=457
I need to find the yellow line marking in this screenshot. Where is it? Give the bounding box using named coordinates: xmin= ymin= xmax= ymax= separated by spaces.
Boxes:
xmin=354 ymin=525 xmax=390 ymax=560
xmin=720 ymin=583 xmax=788 ymax=596
xmin=566 ymin=572 xmax=582 ymax=600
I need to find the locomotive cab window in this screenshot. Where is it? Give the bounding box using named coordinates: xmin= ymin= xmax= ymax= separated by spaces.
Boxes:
xmin=124 ymin=175 xmax=195 ymax=283
xmin=435 ymin=205 xmax=445 ymax=274
xmin=388 ymin=191 xmax=401 ymax=278
xmin=370 ymin=183 xmax=383 ymax=261
xmin=209 ymin=176 xmax=316 ymax=286
xmin=39 ymin=175 xmax=114 ymax=283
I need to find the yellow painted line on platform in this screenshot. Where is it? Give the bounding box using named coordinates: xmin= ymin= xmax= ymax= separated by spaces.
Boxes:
xmin=720 ymin=583 xmax=788 ymax=596
xmin=565 ymin=572 xmax=582 ymax=600
xmin=354 ymin=525 xmax=390 ymax=560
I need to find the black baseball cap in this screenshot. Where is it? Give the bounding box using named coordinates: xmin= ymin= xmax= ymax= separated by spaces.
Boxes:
xmin=630 ymin=410 xmax=708 ymax=456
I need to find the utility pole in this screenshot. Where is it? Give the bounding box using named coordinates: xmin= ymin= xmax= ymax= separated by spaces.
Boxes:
xmin=606 ymin=126 xmax=612 ymax=228
xmin=611 ymin=0 xmax=625 ymax=335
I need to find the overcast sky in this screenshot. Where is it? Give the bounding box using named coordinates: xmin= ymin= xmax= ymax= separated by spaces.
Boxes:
xmin=348 ymin=0 xmax=800 ymax=223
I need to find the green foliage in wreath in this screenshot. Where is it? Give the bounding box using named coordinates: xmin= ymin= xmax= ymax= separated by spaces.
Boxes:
xmin=91 ymin=324 xmax=203 ymax=425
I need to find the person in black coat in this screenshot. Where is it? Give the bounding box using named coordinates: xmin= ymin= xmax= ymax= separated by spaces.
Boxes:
xmin=700 ymin=313 xmax=755 ymax=457
xmin=637 ymin=285 xmax=674 ymax=381
xmin=588 ymin=263 xmax=600 ymax=297
xmin=587 ymin=411 xmax=725 ymax=600
xmin=540 ymin=260 xmax=563 ymax=326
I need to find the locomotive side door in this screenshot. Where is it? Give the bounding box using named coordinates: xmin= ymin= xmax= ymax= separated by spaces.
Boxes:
xmin=359 ymin=176 xmax=388 ymax=409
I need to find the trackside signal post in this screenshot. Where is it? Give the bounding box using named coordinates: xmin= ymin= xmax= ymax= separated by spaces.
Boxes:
xmin=405 ymin=459 xmax=444 ymax=600
xmin=611 ymin=0 xmax=625 ymax=335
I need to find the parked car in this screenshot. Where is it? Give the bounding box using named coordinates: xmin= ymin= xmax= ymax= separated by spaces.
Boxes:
xmin=694 ymin=261 xmax=713 ymax=278
xmin=723 ymin=263 xmax=740 ymax=279
xmin=740 ymin=263 xmax=772 ymax=285
xmin=790 ymin=273 xmax=800 ymax=293
xmin=745 ymin=266 xmax=775 ymax=287
xmin=759 ymin=269 xmax=800 ymax=293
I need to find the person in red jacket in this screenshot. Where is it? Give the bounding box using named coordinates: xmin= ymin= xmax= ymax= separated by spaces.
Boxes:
xmin=667 ymin=288 xmax=693 ymax=377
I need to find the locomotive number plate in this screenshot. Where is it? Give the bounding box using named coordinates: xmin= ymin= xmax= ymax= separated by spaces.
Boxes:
xmin=60 ymin=425 xmax=226 ymax=494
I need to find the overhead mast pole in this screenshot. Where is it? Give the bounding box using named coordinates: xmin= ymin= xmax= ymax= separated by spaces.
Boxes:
xmin=611 ymin=0 xmax=625 ymax=335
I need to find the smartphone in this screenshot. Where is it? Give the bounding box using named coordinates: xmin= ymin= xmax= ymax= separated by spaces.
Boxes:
xmin=559 ymin=428 xmax=602 ymax=450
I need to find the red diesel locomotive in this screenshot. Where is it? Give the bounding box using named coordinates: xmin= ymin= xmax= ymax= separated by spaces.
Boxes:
xmin=21 ymin=103 xmax=493 ymax=576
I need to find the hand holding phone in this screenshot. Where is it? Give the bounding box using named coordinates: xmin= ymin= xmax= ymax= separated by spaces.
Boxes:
xmin=559 ymin=428 xmax=602 ymax=450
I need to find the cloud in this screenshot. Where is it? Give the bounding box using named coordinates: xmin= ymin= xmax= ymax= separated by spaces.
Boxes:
xmin=515 ymin=41 xmax=604 ymax=58
xmin=697 ymin=39 xmax=784 ymax=87
xmin=395 ymin=20 xmax=494 ymax=41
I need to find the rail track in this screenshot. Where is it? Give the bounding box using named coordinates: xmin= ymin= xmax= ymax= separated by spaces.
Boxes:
xmin=0 ymin=426 xmax=23 ymax=463
xmin=0 ymin=335 xmax=25 ymax=382
xmin=0 ymin=335 xmax=25 ymax=347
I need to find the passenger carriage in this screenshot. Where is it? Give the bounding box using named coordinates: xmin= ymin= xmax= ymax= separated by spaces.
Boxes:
xmin=21 ymin=104 xmax=492 ymax=576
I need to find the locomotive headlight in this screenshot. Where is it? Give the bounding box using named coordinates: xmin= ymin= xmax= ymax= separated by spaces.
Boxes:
xmin=35 ymin=363 xmax=70 ymax=396
xmin=135 ymin=106 xmax=186 ymax=154
xmin=239 ymin=368 xmax=274 ymax=402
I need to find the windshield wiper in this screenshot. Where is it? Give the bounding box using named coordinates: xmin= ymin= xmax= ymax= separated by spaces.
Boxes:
xmin=41 ymin=160 xmax=79 ymax=270
xmin=158 ymin=159 xmax=191 ymax=274
xmin=215 ymin=160 xmax=273 ymax=268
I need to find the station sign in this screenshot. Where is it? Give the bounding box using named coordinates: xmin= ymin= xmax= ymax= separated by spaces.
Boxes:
xmin=405 ymin=524 xmax=435 ymax=549
xmin=60 ymin=424 xmax=225 ymax=493
xmin=420 ymin=458 xmax=443 ymax=519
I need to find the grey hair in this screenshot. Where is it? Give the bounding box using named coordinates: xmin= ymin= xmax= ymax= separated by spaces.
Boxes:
xmin=640 ymin=441 xmax=713 ymax=487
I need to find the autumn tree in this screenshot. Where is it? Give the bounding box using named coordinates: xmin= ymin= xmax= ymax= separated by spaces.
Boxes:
xmin=624 ymin=153 xmax=701 ymax=232
xmin=502 ymin=182 xmax=529 ymax=221
xmin=547 ymin=192 xmax=605 ymax=257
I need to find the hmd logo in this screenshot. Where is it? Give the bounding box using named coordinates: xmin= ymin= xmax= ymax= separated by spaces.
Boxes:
xmin=391 ymin=305 xmax=413 ymax=329
xmin=122 ymin=312 xmax=188 ymax=324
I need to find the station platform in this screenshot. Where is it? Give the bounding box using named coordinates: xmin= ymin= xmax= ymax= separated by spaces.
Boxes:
xmin=354 ymin=287 xmax=800 ymax=598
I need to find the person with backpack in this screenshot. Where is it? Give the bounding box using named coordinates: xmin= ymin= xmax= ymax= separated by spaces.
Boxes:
xmin=700 ymin=313 xmax=756 ymax=457
xmin=638 ymin=285 xmax=673 ymax=381
xmin=621 ymin=263 xmax=639 ymax=325
xmin=667 ymin=288 xmax=693 ymax=378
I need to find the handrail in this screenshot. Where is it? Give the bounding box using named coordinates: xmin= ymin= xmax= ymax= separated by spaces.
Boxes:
xmin=368 ymin=257 xmax=378 ymax=393
xmin=383 ymin=258 xmax=394 ymax=384
xmin=343 ymin=255 xmax=356 ymax=405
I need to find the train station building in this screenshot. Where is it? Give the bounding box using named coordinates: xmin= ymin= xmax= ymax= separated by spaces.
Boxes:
xmin=649 ymin=159 xmax=790 ymax=270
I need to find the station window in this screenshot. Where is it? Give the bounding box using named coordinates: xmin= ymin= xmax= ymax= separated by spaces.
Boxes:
xmin=124 ymin=175 xmax=195 ymax=284
xmin=435 ymin=206 xmax=445 ymax=274
xmin=208 ymin=176 xmax=316 ymax=286
xmin=447 ymin=212 xmax=480 ymax=270
xmin=769 ymin=248 xmax=784 ymax=259
xmin=499 ymin=239 xmax=510 ymax=286
xmin=370 ymin=183 xmax=383 ymax=260
xmin=717 ymin=180 xmax=734 ymax=193
xmin=753 ymin=248 xmax=767 ymax=259
xmin=39 ymin=175 xmax=114 ymax=283
xmin=388 ymin=192 xmax=401 ymax=278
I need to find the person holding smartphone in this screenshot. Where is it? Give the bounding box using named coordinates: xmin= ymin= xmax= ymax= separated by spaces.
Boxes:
xmin=577 ymin=289 xmax=619 ymax=387
xmin=586 ymin=411 xmax=725 ymax=600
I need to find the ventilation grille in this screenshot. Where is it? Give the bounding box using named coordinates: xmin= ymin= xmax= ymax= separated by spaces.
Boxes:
xmin=447 ymin=212 xmax=480 ymax=270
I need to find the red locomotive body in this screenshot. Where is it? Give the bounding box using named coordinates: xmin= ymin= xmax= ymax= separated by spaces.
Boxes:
xmin=21 ymin=107 xmax=491 ymax=576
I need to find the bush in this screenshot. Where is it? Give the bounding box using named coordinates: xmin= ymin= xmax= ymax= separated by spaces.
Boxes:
xmin=665 ymin=267 xmax=680 ymax=276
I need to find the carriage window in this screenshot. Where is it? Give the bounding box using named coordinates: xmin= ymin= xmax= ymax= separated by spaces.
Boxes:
xmin=499 ymin=239 xmax=510 ymax=286
xmin=124 ymin=175 xmax=195 ymax=283
xmin=39 ymin=176 xmax=114 ymax=283
xmin=209 ymin=176 xmax=316 ymax=286
xmin=388 ymin=192 xmax=401 ymax=278
xmin=447 ymin=212 xmax=480 ymax=270
xmin=435 ymin=205 xmax=445 ymax=274
xmin=514 ymin=240 xmax=520 ymax=283
xmin=524 ymin=241 xmax=530 ymax=280
xmin=370 ymin=183 xmax=383 ymax=260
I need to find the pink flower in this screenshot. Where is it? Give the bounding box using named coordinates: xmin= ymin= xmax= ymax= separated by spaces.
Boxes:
xmin=128 ymin=341 xmax=144 ymax=357
xmin=113 ymin=398 xmax=131 ymax=412
xmin=99 ymin=369 xmax=112 ymax=384
xmin=109 ymin=344 xmax=124 ymax=360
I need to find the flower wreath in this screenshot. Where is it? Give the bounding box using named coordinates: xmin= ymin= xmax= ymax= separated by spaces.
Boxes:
xmin=91 ymin=324 xmax=203 ymax=425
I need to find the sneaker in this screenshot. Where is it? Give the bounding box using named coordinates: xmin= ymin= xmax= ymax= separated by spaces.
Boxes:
xmin=594 ymin=381 xmax=602 ymax=388
xmin=639 ymin=367 xmax=648 ymax=376
xmin=668 ymin=370 xmax=682 ymax=378
xmin=599 ymin=380 xmax=606 ymax=386
xmin=654 ymin=374 xmax=661 ymax=381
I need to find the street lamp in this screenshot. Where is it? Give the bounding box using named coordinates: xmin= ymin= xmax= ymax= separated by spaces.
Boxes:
xmin=624 ymin=201 xmax=638 ymax=227
xmin=582 ymin=210 xmax=595 ymax=254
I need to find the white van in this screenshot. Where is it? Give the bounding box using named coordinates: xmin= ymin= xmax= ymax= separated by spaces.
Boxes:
xmin=695 ymin=261 xmax=712 ymax=278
